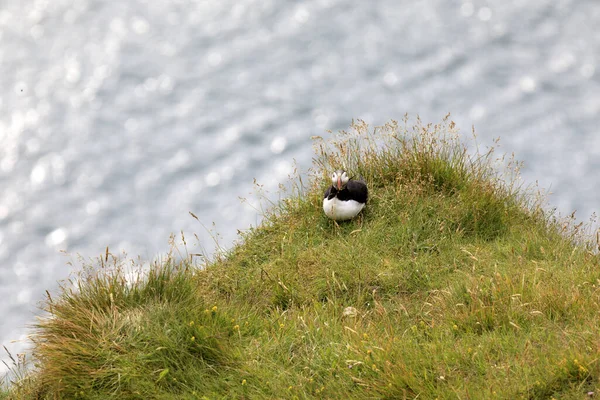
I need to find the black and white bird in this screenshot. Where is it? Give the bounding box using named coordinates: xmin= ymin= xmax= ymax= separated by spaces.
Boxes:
xmin=323 ymin=170 xmax=368 ymax=221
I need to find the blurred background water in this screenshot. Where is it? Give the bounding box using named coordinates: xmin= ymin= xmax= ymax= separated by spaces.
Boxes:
xmin=1 ymin=0 xmax=599 ymax=373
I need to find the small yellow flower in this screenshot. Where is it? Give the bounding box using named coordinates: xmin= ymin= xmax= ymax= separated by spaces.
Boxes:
xmin=367 ymin=349 xmax=372 ymax=356
xmin=189 ymin=320 xmax=194 ymax=326
xmin=234 ymin=325 xmax=240 ymax=330
xmin=279 ymin=323 xmax=285 ymax=329
xmin=212 ymin=305 xmax=218 ymax=312
xmin=452 ymin=324 xmax=458 ymax=330
xmin=363 ymin=333 xmax=369 ymax=340
xmin=191 ymin=336 xmax=195 ymax=341
xmin=242 ymin=379 xmax=247 ymax=386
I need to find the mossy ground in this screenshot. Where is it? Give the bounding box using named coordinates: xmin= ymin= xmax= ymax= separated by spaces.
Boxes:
xmin=3 ymin=117 xmax=600 ymax=399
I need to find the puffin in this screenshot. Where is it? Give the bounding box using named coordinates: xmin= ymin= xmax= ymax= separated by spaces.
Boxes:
xmin=323 ymin=170 xmax=368 ymax=221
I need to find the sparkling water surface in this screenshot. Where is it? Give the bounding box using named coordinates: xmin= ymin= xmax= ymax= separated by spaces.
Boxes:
xmin=1 ymin=0 xmax=599 ymax=373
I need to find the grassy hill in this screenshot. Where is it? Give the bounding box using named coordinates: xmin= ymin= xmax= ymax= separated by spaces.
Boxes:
xmin=3 ymin=117 xmax=600 ymax=399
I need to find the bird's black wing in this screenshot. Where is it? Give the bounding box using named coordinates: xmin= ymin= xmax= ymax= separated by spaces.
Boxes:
xmin=324 ymin=186 xmax=338 ymax=200
xmin=346 ymin=180 xmax=368 ymax=203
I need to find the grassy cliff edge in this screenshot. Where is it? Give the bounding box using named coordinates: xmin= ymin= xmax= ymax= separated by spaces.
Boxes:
xmin=3 ymin=117 xmax=600 ymax=399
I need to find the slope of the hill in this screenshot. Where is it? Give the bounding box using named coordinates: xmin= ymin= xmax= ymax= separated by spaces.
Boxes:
xmin=3 ymin=118 xmax=600 ymax=399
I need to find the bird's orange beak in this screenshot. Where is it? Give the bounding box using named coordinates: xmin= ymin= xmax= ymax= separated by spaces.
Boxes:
xmin=337 ymin=177 xmax=342 ymax=190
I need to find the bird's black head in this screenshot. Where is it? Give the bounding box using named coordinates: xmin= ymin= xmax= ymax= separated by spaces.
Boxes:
xmin=331 ymin=170 xmax=349 ymax=190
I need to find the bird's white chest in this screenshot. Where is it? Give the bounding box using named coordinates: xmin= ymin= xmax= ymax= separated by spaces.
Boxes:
xmin=322 ymin=197 xmax=365 ymax=221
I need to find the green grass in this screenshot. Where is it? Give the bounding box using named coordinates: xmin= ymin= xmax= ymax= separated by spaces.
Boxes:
xmin=3 ymin=116 xmax=600 ymax=399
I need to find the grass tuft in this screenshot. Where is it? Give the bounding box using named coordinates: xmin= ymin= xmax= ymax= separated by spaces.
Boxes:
xmin=3 ymin=116 xmax=600 ymax=399
xmin=6 ymin=257 xmax=237 ymax=399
